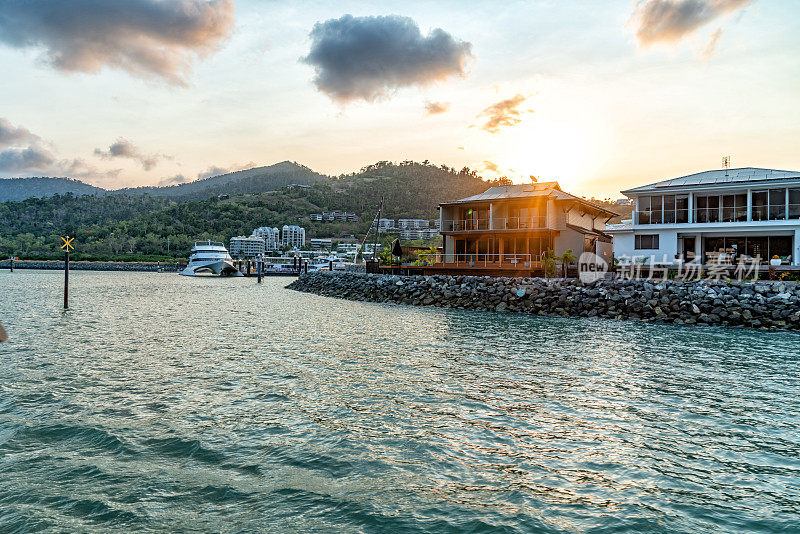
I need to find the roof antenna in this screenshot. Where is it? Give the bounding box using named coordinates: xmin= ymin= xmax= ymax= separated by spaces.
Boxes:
xmin=722 ymin=155 xmax=731 ymax=177
xmin=529 ymin=175 xmax=538 ymax=183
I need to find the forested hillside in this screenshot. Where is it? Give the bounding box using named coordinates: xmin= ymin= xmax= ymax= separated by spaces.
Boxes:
xmin=0 ymin=161 xmax=505 ymax=260
xmin=113 ymin=161 xmax=327 ymax=200
xmin=0 ymin=177 xmax=106 ymax=202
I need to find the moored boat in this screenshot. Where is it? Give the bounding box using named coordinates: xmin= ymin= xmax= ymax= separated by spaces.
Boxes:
xmin=180 ymin=241 xmax=242 ymax=277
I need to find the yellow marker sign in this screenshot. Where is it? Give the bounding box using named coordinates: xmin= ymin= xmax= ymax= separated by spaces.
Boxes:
xmin=60 ymin=236 xmax=75 ymax=250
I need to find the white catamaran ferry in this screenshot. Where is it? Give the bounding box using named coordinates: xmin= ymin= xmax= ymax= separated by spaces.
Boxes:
xmin=180 ymin=241 xmax=243 ymax=277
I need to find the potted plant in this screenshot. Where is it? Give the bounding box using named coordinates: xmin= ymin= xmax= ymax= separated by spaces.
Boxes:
xmin=770 ymin=254 xmax=782 ymax=267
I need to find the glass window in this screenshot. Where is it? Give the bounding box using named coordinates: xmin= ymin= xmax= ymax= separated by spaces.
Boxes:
xmin=635 ymin=234 xmax=659 ymax=250
xmin=663 ymin=195 xmax=675 ymax=223
xmin=752 ymin=191 xmax=768 ymax=221
xmin=789 ymin=189 xmax=800 ymax=219
xmin=638 ymin=196 xmax=650 ymax=224
xmin=735 ymin=194 xmax=748 ymax=222
xmin=651 ymin=196 xmax=662 ymax=224
xmin=722 ymin=195 xmax=735 ymax=222
xmin=769 ymin=189 xmax=786 ymax=220
xmin=707 ymin=196 xmax=720 ymax=222
xmin=676 ymin=196 xmax=689 ymax=223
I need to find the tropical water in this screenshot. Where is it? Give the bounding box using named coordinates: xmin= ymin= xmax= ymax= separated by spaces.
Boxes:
xmin=0 ymin=270 xmax=799 ymax=533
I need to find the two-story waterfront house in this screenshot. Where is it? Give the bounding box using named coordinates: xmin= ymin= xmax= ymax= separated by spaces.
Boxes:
xmin=609 ymin=167 xmax=800 ymax=266
xmin=428 ymin=182 xmax=616 ymax=276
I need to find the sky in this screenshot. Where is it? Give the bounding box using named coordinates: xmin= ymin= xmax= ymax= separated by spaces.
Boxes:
xmin=0 ymin=0 xmax=798 ymax=198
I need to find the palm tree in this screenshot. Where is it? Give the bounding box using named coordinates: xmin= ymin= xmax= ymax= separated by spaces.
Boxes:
xmin=559 ymin=249 xmax=577 ymax=278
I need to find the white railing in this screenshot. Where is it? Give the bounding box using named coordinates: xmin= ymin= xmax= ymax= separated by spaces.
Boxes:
xmin=442 ymin=216 xmax=547 ymax=232
xmin=417 ymin=252 xmax=543 ymax=267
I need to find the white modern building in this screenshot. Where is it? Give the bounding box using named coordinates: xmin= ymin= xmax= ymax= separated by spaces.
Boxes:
xmin=397 ymin=218 xmax=430 ymax=229
xmin=377 ymin=218 xmax=395 ymax=231
xmin=309 ymin=238 xmax=333 ymax=249
xmin=608 ymin=167 xmax=800 ymax=265
xmin=252 ymin=226 xmax=280 ymax=251
xmin=229 ymin=235 xmax=266 ymax=258
xmin=282 ymin=225 xmax=306 ymax=249
xmin=400 ymin=228 xmax=439 ymax=240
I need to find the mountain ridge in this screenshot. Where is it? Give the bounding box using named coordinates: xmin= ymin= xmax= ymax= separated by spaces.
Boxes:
xmin=0 ymin=161 xmax=327 ymax=202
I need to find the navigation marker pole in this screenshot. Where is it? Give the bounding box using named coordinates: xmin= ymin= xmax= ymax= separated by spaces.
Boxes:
xmin=60 ymin=235 xmax=75 ymax=309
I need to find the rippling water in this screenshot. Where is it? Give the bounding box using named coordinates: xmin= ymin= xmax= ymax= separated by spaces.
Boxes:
xmin=1 ymin=270 xmax=799 ymax=532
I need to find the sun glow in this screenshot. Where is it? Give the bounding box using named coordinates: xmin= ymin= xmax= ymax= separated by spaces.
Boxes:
xmin=492 ymin=98 xmax=607 ymax=191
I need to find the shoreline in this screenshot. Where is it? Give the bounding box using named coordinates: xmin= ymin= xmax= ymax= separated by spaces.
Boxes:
xmin=288 ymin=272 xmax=800 ymax=331
xmin=0 ymin=260 xmax=184 ymax=272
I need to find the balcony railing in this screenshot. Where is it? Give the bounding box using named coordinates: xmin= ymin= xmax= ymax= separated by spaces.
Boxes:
xmin=442 ymin=216 xmax=547 ymax=232
xmin=417 ymin=252 xmax=543 ymax=268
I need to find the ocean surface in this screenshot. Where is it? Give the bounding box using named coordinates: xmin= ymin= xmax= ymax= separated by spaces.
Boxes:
xmin=0 ymin=270 xmax=799 ymax=533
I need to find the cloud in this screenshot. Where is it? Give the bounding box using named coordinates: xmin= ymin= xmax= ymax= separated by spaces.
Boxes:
xmin=197 ymin=162 xmax=255 ymax=180
xmin=476 ymin=94 xmax=531 ymax=134
xmin=157 ymin=173 xmax=188 ymax=186
xmin=0 ymin=118 xmax=41 ymax=148
xmin=94 ymin=138 xmax=169 ymax=171
xmin=424 ymin=101 xmax=451 ymax=115
xmin=302 ymin=14 xmax=473 ymax=103
xmin=630 ymin=0 xmax=751 ymax=46
xmin=702 ymin=27 xmax=724 ymax=59
xmin=0 ymin=117 xmax=122 ymax=183
xmin=0 ymin=0 xmax=235 ymax=85
xmin=479 ymin=160 xmax=500 ymax=173
xmin=0 ymin=145 xmax=55 ymax=172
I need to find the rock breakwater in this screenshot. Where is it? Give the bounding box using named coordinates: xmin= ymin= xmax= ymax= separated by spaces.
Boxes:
xmin=0 ymin=260 xmax=182 ymax=272
xmin=288 ymin=272 xmax=800 ymax=330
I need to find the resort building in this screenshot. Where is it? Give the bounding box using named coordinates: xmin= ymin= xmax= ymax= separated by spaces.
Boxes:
xmin=282 ymin=225 xmax=306 ymax=249
xmin=609 ymin=168 xmax=800 ymax=265
xmin=400 ymin=228 xmax=439 ymax=240
xmin=229 ymin=235 xmax=266 ymax=258
xmin=252 ymin=226 xmax=280 ymax=251
xmin=377 ymin=218 xmax=396 ymax=231
xmin=429 ymin=182 xmax=616 ymax=275
xmin=397 ymin=219 xmax=430 ymax=229
xmin=310 ymin=211 xmax=359 ymax=222
xmin=309 ymin=238 xmax=333 ymax=250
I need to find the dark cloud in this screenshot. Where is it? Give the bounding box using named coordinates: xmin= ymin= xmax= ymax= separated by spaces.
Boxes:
xmin=0 ymin=118 xmax=40 ymax=148
xmin=0 ymin=145 xmax=55 ymax=172
xmin=302 ymin=14 xmax=472 ymax=103
xmin=630 ymin=0 xmax=751 ymax=46
xmin=0 ymin=0 xmax=235 ymax=85
xmin=477 ymin=94 xmax=531 ymax=134
xmin=424 ymin=101 xmax=451 ymax=115
xmin=94 ymin=138 xmax=168 ymax=171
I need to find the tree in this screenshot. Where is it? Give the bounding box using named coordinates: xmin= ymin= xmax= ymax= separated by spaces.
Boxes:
xmin=559 ymin=248 xmax=577 ymax=278
xmin=542 ymin=249 xmax=557 ymax=279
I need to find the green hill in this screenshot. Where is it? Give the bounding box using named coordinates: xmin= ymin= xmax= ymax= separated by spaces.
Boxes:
xmin=113 ymin=161 xmax=327 ymax=200
xmin=0 ymin=161 xmax=508 ymax=261
xmin=0 ymin=177 xmax=107 ymax=202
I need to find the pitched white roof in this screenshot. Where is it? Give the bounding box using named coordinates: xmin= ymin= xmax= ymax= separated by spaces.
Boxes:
xmin=622 ymin=167 xmax=800 ymax=194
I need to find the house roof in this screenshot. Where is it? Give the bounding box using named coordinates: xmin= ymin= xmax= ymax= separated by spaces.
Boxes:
xmin=622 ymin=167 xmax=800 ymax=195
xmin=605 ymin=220 xmax=633 ymax=233
xmin=441 ymin=182 xmax=618 ymax=217
xmin=444 ymin=182 xmax=561 ymax=203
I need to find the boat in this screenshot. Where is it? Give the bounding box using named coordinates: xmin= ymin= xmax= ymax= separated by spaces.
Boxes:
xmin=179 ymin=241 xmax=243 ymax=277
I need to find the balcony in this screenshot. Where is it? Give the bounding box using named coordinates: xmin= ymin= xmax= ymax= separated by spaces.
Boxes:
xmin=442 ymin=216 xmax=547 ymax=233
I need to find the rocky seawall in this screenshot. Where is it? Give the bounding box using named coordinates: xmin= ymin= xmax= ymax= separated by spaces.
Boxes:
xmin=288 ymin=272 xmax=800 ymax=330
xmin=0 ymin=260 xmax=182 ymax=272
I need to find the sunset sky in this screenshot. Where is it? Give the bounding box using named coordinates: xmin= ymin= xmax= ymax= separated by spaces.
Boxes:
xmin=0 ymin=0 xmax=797 ymax=197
